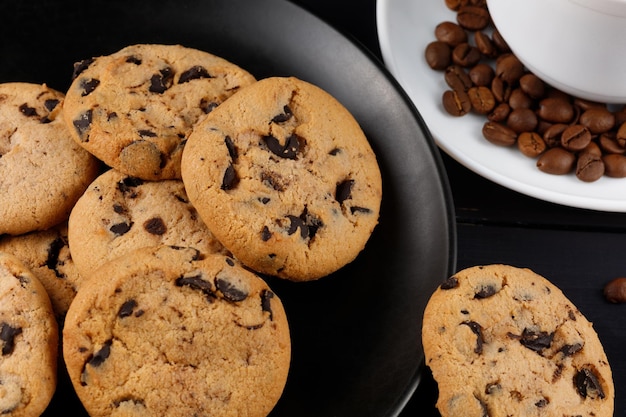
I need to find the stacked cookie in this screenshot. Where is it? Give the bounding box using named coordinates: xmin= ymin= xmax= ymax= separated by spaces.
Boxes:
xmin=0 ymin=43 xmax=382 ymax=416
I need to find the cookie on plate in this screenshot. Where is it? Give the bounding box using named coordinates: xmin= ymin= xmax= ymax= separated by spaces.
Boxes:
xmin=422 ymin=264 xmax=614 ymax=416
xmin=63 ymin=43 xmax=257 ymax=180
xmin=181 ymin=76 xmax=382 ymax=281
xmin=0 ymin=82 xmax=100 ymax=235
xmin=0 ymin=252 xmax=58 ymax=417
xmin=0 ymin=223 xmax=80 ymax=318
xmin=63 ymin=245 xmax=290 ymax=417
xmin=68 ymin=169 xmax=227 ymax=278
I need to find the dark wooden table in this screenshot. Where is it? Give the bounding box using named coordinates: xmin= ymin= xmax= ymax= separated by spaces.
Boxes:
xmin=291 ymin=0 xmax=626 ymax=415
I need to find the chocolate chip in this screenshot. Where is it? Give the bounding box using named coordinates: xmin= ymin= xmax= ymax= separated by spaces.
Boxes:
xmin=149 ymin=67 xmax=174 ymax=93
xmin=350 ymin=206 xmax=372 ymax=215
xmin=88 ymin=340 xmax=112 ymax=368
xmin=110 ymin=222 xmax=133 ymax=236
xmin=271 ymin=105 xmax=293 ymax=123
xmin=125 ymin=55 xmax=142 ymax=65
xmin=18 ymin=103 xmax=38 ymax=117
xmin=113 ymin=204 xmax=126 ymax=214
xmin=118 ymin=299 xmax=138 ymax=318
xmin=143 ymin=217 xmax=167 ymax=235
xmin=535 ymin=398 xmax=549 ymax=408
xmin=215 ymin=278 xmax=248 ymax=302
xmin=261 ymin=290 xmax=275 ymax=321
xmin=261 ymin=226 xmax=272 ymax=242
xmin=262 ymin=134 xmax=304 ymax=159
xmin=225 ymin=258 xmax=235 ymax=267
xmin=461 ymin=321 xmax=484 ymax=354
xmin=73 ymin=109 xmax=93 ymax=141
xmin=44 ymin=99 xmax=60 ymax=112
xmin=46 ymin=236 xmax=66 ymax=278
xmin=176 ymin=273 xmax=215 ymax=302
xmin=574 ymin=368 xmax=605 ymax=400
xmin=286 ymin=209 xmax=323 ymax=240
xmin=261 ymin=171 xmax=287 ymax=191
xmin=138 ymin=129 xmax=157 ymax=137
xmin=335 ymin=179 xmax=354 ymax=205
xmin=225 ymin=135 xmax=238 ymax=161
xmin=440 ymin=276 xmax=459 ymax=290
xmin=0 ymin=323 xmax=22 ymax=356
xmin=200 ymin=98 xmax=219 ymax=114
xmin=80 ymin=78 xmax=100 ymax=96
xmin=118 ymin=177 xmax=144 ymax=195
xmin=178 ymin=66 xmax=212 ymax=83
xmin=221 ymin=163 xmax=239 ymax=190
xmin=329 ymin=147 xmax=342 ymax=156
xmin=72 ymin=58 xmax=95 ymax=80
xmin=474 ymin=284 xmax=497 ymax=299
xmin=519 ymin=328 xmax=555 ymax=354
xmin=259 ymin=197 xmax=271 ymax=204
xmin=559 ymin=343 xmax=583 ymax=357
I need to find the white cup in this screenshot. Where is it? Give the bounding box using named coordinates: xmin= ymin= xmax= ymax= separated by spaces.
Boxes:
xmin=487 ymin=0 xmax=626 ymax=103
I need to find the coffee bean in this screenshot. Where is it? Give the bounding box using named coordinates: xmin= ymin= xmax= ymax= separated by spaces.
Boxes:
xmin=576 ymin=151 xmax=604 ymax=182
xmin=425 ymin=41 xmax=451 ymax=70
xmin=580 ymin=108 xmax=615 ymax=134
xmin=442 ymin=89 xmax=472 ymax=116
xmin=474 ymin=31 xmax=497 ymax=58
xmin=452 ymin=42 xmax=481 ymax=67
xmin=517 ymin=132 xmax=546 ymax=158
xmin=604 ymin=277 xmax=626 ymax=303
xmin=445 ymin=65 xmax=473 ymax=92
xmin=435 ymin=21 xmax=468 ymax=46
xmin=537 ymin=147 xmax=575 ymax=175
xmin=507 ymin=108 xmax=537 ymax=133
xmin=457 ymin=6 xmax=490 ymax=31
xmin=482 ymin=121 xmax=517 ymax=146
xmin=561 ymin=124 xmax=591 ymax=152
xmin=468 ymin=86 xmax=495 ymax=114
xmin=495 ymin=54 xmax=524 ymax=84
xmin=602 ymin=154 xmax=626 ymax=177
xmin=542 ymin=123 xmax=568 ymax=148
xmin=508 ymin=88 xmax=532 ymax=110
xmin=598 ymin=132 xmax=626 ymax=154
xmin=537 ymin=98 xmax=575 ymax=124
xmin=487 ymin=102 xmax=511 ymax=123
xmin=491 ymin=76 xmax=512 ymax=103
xmin=519 ymin=74 xmax=546 ymax=99
xmin=469 ymin=63 xmax=494 ymax=86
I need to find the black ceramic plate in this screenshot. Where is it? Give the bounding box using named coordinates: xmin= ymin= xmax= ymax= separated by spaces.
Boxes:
xmin=0 ymin=0 xmax=455 ymax=415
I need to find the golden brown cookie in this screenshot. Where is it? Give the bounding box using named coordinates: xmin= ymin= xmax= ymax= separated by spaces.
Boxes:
xmin=422 ymin=264 xmax=614 ymax=416
xmin=0 ymin=82 xmax=100 ymax=235
xmin=0 ymin=252 xmax=58 ymax=416
xmin=181 ymin=76 xmax=382 ymax=281
xmin=63 ymin=245 xmax=290 ymax=417
xmin=63 ymin=44 xmax=256 ymax=180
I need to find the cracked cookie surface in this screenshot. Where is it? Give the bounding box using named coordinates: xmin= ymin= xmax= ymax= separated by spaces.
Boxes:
xmin=62 ymin=245 xmax=290 ymax=417
xmin=0 ymin=82 xmax=100 ymax=235
xmin=68 ymin=168 xmax=227 ymax=278
xmin=181 ymin=76 xmax=382 ymax=281
xmin=422 ymin=264 xmax=614 ymax=417
xmin=63 ymin=44 xmax=256 ymax=180
xmin=0 ymin=252 xmax=58 ymax=417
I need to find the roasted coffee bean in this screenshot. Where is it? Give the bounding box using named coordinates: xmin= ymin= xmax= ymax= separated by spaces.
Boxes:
xmin=445 ymin=0 xmax=465 ymax=10
xmin=425 ymin=41 xmax=452 ymax=70
xmin=574 ymin=98 xmax=604 ymax=111
xmin=561 ymin=124 xmax=591 ymax=152
xmin=456 ymin=6 xmax=490 ymax=31
xmin=614 ymin=108 xmax=626 ymax=127
xmin=580 ymin=108 xmax=615 ymax=134
xmin=491 ymin=76 xmax=512 ymax=103
xmin=445 ymin=65 xmax=473 ymax=92
xmin=599 ymin=132 xmax=626 ymax=154
xmin=517 ymin=132 xmax=546 ymax=158
xmin=537 ymin=97 xmax=575 ymax=124
xmin=602 ymin=154 xmax=626 ymax=177
xmin=469 ymin=63 xmax=494 ymax=86
xmin=474 ymin=31 xmax=497 ymax=57
xmin=508 ymin=88 xmax=533 ymax=110
xmin=435 ymin=21 xmax=468 ymax=46
xmin=452 ymin=43 xmax=481 ymax=67
xmin=491 ymin=29 xmax=510 ymax=52
xmin=482 ymin=121 xmax=517 ymax=146
xmin=542 ymin=123 xmax=568 ymax=148
xmin=495 ymin=54 xmax=525 ymax=84
xmin=519 ymin=73 xmax=546 ymax=99
xmin=488 ymin=102 xmax=510 ymax=123
xmin=468 ymin=86 xmax=495 ymax=114
xmin=442 ymin=89 xmax=472 ymax=116
xmin=537 ymin=147 xmax=576 ymax=175
xmin=507 ymin=108 xmax=538 ymax=133
xmin=603 ymin=277 xmax=626 ymax=303
xmin=582 ymin=141 xmax=603 ymax=157
xmin=617 ymin=122 xmax=626 ymax=145
xmin=576 ymin=151 xmax=605 ymax=182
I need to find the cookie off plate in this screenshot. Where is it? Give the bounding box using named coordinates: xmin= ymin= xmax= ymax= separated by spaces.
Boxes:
xmin=0 ymin=0 xmax=455 ymax=416
xmin=377 ymin=0 xmax=626 ymax=212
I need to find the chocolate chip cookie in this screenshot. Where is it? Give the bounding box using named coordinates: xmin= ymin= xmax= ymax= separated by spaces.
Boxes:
xmin=68 ymin=169 xmax=227 ymax=278
xmin=0 ymin=223 xmax=80 ymax=318
xmin=181 ymin=76 xmax=382 ymax=281
xmin=63 ymin=245 xmax=290 ymax=417
xmin=422 ymin=264 xmax=614 ymax=416
xmin=63 ymin=44 xmax=256 ymax=180
xmin=0 ymin=82 xmax=100 ymax=235
xmin=0 ymin=252 xmax=58 ymax=416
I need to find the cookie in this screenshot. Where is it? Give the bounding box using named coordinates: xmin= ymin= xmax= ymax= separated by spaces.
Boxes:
xmin=181 ymin=76 xmax=382 ymax=281
xmin=63 ymin=43 xmax=257 ymax=180
xmin=63 ymin=245 xmax=290 ymax=417
xmin=422 ymin=264 xmax=614 ymax=416
xmin=0 ymin=223 xmax=80 ymax=318
xmin=0 ymin=252 xmax=58 ymax=416
xmin=0 ymin=82 xmax=100 ymax=235
xmin=68 ymin=168 xmax=227 ymax=278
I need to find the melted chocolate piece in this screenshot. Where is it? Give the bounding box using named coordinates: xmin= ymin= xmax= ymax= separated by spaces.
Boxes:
xmin=118 ymin=299 xmax=138 ymax=318
xmin=261 ymin=226 xmax=272 ymax=242
xmin=80 ymin=78 xmax=100 ymax=96
xmin=125 ymin=55 xmax=142 ymax=65
xmin=440 ymin=276 xmax=459 ymax=290
xmin=519 ymin=328 xmax=555 ymax=354
xmin=221 ymin=163 xmax=239 ymax=190
xmin=149 ymin=67 xmax=174 ymax=93
xmin=0 ymin=323 xmax=22 ymax=356
xmin=262 ymin=134 xmax=303 ymax=159
xmin=18 ymin=103 xmax=38 ymax=117
xmin=559 ymin=343 xmax=583 ymax=357
xmin=44 ymin=99 xmax=60 ymax=112
xmin=335 ymin=179 xmax=354 ymax=205
xmin=73 ymin=109 xmax=93 ymax=141
xmin=261 ymin=290 xmax=275 ymax=321
xmin=200 ymin=98 xmax=219 ymax=114
xmin=46 ymin=236 xmax=66 ymax=278
xmin=329 ymin=147 xmax=342 ymax=156
xmin=286 ymin=209 xmax=323 ymax=240
xmin=225 ymin=135 xmax=237 ymax=161
xmin=535 ymin=398 xmax=549 ymax=408
xmin=110 ymin=222 xmax=133 ymax=236
xmin=261 ymin=171 xmax=286 ymax=191
xmin=350 ymin=206 xmax=372 ymax=215
xmin=176 ymin=273 xmax=215 ymax=302
xmin=215 ymin=278 xmax=248 ymax=302
xmin=474 ymin=284 xmax=497 ymax=299
xmin=138 ymin=129 xmax=157 ymax=137
xmin=143 ymin=217 xmax=167 ymax=235
xmin=574 ymin=368 xmax=605 ymax=400
xmin=118 ymin=177 xmax=144 ymax=196
xmin=72 ymin=58 xmax=95 ymax=80
xmin=178 ymin=66 xmax=212 ymax=83
xmin=88 ymin=340 xmax=112 ymax=367
xmin=271 ymin=105 xmax=293 ymax=123
xmin=461 ymin=321 xmax=484 ymax=354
